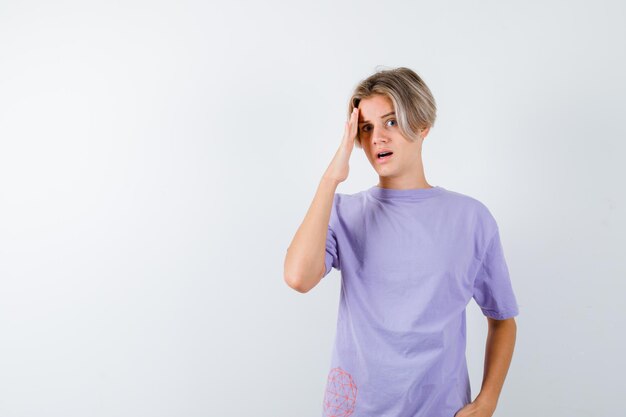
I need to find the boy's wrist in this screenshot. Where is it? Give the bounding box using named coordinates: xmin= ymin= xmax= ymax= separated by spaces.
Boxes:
xmin=474 ymin=392 xmax=498 ymax=408
xmin=320 ymin=175 xmax=341 ymax=188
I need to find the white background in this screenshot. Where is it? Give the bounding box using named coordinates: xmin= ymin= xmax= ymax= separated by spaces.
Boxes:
xmin=1 ymin=1 xmax=625 ymax=416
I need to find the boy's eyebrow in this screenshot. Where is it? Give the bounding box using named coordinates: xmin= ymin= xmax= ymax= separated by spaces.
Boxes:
xmin=358 ymin=111 xmax=395 ymax=124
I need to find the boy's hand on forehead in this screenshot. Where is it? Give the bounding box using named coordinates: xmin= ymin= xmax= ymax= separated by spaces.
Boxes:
xmin=323 ymin=107 xmax=359 ymax=184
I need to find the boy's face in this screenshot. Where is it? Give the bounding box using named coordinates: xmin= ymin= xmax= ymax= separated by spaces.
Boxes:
xmin=357 ymin=94 xmax=429 ymax=180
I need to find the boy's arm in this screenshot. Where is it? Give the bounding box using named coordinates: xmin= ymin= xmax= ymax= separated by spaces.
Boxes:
xmin=283 ymin=107 xmax=360 ymax=293
xmin=283 ymin=176 xmax=339 ymax=293
xmin=473 ymin=317 xmax=517 ymax=413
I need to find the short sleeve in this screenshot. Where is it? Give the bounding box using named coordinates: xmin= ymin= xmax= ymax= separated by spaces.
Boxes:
xmin=472 ymin=228 xmax=519 ymax=319
xmin=323 ymin=194 xmax=340 ymax=278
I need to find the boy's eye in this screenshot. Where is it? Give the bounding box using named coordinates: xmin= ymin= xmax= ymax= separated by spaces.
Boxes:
xmin=361 ymin=125 xmax=371 ymax=132
xmin=360 ymin=120 xmax=396 ymax=133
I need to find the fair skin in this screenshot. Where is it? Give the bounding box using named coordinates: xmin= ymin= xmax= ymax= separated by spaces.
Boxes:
xmin=283 ymin=93 xmax=516 ymax=417
xmin=357 ymin=94 xmax=432 ymax=190
xmin=455 ymin=317 xmax=517 ymax=417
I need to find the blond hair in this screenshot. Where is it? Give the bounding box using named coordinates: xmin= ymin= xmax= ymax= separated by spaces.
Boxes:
xmin=348 ymin=66 xmax=437 ymax=148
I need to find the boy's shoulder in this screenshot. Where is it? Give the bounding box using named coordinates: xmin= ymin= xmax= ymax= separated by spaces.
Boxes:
xmin=440 ymin=187 xmax=501 ymax=234
xmin=439 ymin=187 xmax=492 ymax=210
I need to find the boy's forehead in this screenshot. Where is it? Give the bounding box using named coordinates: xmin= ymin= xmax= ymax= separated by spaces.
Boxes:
xmin=358 ymin=107 xmax=395 ymax=123
xmin=358 ymin=95 xmax=394 ymax=122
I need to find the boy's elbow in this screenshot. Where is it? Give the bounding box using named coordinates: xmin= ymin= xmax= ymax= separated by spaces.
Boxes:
xmin=283 ymin=252 xmax=324 ymax=293
xmin=284 ymin=262 xmax=325 ymax=293
xmin=283 ymin=272 xmax=312 ymax=293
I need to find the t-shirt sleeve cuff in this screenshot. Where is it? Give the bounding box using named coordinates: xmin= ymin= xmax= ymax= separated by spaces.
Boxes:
xmin=480 ymin=307 xmax=519 ymax=320
xmin=324 ymin=251 xmax=334 ymax=277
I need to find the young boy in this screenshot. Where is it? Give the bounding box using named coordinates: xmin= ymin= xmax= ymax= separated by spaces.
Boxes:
xmin=284 ymin=67 xmax=519 ymax=417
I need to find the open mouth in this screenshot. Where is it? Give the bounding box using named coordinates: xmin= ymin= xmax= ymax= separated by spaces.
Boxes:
xmin=377 ymin=151 xmax=393 ymax=162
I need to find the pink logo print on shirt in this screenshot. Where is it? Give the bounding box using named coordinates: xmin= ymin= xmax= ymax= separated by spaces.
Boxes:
xmin=323 ymin=367 xmax=358 ymax=417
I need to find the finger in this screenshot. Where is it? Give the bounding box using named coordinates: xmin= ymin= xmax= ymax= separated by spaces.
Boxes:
xmin=342 ymin=121 xmax=351 ymax=145
xmin=348 ymin=109 xmax=357 ymax=129
xmin=344 ymin=108 xmax=358 ymax=142
xmin=345 ymin=110 xmax=356 ymax=132
xmin=351 ymin=111 xmax=359 ymax=137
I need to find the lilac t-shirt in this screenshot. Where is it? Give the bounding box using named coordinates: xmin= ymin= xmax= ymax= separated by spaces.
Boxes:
xmin=321 ymin=185 xmax=519 ymax=417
